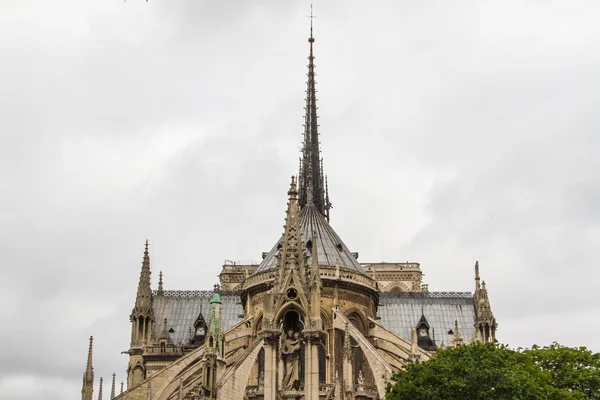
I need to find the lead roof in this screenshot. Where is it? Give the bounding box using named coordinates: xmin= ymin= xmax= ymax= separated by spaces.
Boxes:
xmin=151 ymin=291 xmax=243 ymax=345
xmin=378 ymin=292 xmax=476 ymax=345
xmin=254 ymin=204 xmax=364 ymax=274
xmin=150 ymin=290 xmax=476 ymax=348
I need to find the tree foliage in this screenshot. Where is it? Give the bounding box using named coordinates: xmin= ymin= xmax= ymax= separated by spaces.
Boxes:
xmin=386 ymin=341 xmax=600 ymax=400
xmin=526 ymin=342 xmax=600 ymax=399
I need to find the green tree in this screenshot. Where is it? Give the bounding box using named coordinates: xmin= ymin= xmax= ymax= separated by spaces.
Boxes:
xmin=526 ymin=342 xmax=600 ymax=399
xmin=386 ymin=341 xmax=562 ymax=400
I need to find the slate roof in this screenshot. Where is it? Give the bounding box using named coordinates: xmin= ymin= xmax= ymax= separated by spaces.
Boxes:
xmin=151 ymin=291 xmax=243 ymax=345
xmin=379 ymin=292 xmax=476 ymax=345
xmin=255 ymin=204 xmax=364 ymax=274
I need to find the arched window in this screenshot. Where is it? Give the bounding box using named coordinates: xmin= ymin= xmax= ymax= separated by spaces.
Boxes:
xmin=257 ymin=347 xmax=265 ymax=384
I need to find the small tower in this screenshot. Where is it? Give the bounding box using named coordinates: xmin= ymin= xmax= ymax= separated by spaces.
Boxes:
xmin=127 ymin=240 xmax=154 ymax=387
xmin=203 ymin=284 xmax=225 ymax=398
xmin=81 ymin=336 xmax=94 ymax=400
xmin=473 ymin=261 xmax=497 ymax=342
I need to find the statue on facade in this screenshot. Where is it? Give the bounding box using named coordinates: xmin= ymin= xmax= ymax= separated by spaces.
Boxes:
xmin=281 ymin=329 xmax=301 ymax=390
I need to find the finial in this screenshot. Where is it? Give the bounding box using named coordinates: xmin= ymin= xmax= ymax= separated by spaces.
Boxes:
xmin=144 ymin=239 xmax=149 ymax=256
xmin=120 ymin=382 xmax=124 ymax=394
xmin=288 ymin=176 xmax=298 ymax=200
xmin=158 ymin=271 xmax=164 ymax=294
xmin=482 ymin=280 xmax=486 ymax=291
xmin=110 ymin=373 xmax=116 ymax=399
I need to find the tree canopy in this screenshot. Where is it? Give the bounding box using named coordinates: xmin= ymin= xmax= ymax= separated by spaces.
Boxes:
xmin=386 ymin=342 xmax=600 ymax=400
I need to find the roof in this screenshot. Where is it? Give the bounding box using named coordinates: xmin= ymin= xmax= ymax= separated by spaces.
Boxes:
xmin=151 ymin=291 xmax=243 ymax=345
xmin=254 ymin=204 xmax=364 ymax=274
xmin=378 ymin=292 xmax=476 ymax=345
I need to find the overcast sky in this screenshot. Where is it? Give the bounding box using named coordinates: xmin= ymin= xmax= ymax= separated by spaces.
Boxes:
xmin=1 ymin=0 xmax=599 ymax=398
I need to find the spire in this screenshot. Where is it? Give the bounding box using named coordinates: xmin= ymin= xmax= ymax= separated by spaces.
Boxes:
xmin=81 ymin=336 xmax=94 ymax=400
xmin=97 ymin=377 xmax=103 ymax=400
xmin=157 ymin=271 xmax=164 ymax=295
xmin=110 ymin=374 xmax=116 ymax=400
xmin=473 ymin=262 xmax=497 ymax=342
xmin=207 ymin=284 xmax=224 ymax=357
xmin=86 ymin=336 xmax=94 ymax=380
xmin=474 ymin=261 xmax=481 ymax=291
xmin=120 ymin=382 xmax=124 ymax=395
xmin=298 ymin=13 xmax=329 ymax=218
xmin=324 ymin=174 xmax=331 ymax=221
xmin=133 ymin=240 xmax=153 ymax=314
xmin=277 ymin=177 xmax=306 ymax=285
xmin=158 ymin=318 xmax=173 ymax=343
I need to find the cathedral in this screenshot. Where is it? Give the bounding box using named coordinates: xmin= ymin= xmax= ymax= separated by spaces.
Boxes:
xmin=81 ymin=27 xmax=497 ymax=400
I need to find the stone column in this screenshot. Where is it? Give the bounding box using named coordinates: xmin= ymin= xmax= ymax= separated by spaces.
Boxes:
xmin=307 ymin=338 xmax=320 ymax=400
xmin=263 ymin=336 xmax=278 ymax=400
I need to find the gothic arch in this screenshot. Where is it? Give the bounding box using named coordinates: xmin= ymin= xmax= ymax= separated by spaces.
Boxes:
xmin=273 ymin=302 xmax=307 ymax=331
xmin=253 ymin=313 xmax=263 ymax=336
xmin=386 ymin=281 xmax=410 ymax=293
xmin=345 ymin=308 xmax=367 ymax=334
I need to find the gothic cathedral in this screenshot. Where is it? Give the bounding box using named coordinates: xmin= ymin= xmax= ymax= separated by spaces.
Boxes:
xmin=81 ymin=28 xmax=497 ymax=400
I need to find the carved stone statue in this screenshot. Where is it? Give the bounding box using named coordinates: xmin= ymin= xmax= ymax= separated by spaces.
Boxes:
xmin=357 ymin=369 xmax=364 ymax=392
xmin=281 ymin=330 xmax=301 ymax=390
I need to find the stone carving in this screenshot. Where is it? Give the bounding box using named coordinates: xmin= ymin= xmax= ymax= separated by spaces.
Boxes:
xmin=281 ymin=329 xmax=302 ymax=390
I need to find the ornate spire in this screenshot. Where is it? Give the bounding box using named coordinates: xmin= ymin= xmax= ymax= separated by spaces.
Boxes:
xmin=277 ymin=177 xmax=305 ymax=284
xmin=133 ymin=240 xmax=153 ymax=315
xmin=157 ymin=271 xmax=164 ymax=295
xmin=97 ymin=377 xmax=103 ymax=400
xmin=298 ymin=16 xmax=329 ymax=218
xmin=120 ymin=382 xmax=124 ymax=395
xmin=81 ymin=336 xmax=94 ymax=400
xmin=474 ymin=261 xmax=497 ymax=342
xmin=110 ymin=374 xmax=116 ymax=400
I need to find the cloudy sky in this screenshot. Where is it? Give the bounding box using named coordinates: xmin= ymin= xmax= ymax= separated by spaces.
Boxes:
xmin=1 ymin=0 xmax=599 ymax=398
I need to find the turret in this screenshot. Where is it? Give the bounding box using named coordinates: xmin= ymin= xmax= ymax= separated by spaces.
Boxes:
xmin=130 ymin=240 xmax=154 ymax=347
xmin=127 ymin=240 xmax=154 ymax=387
xmin=473 ymin=261 xmax=497 ymax=342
